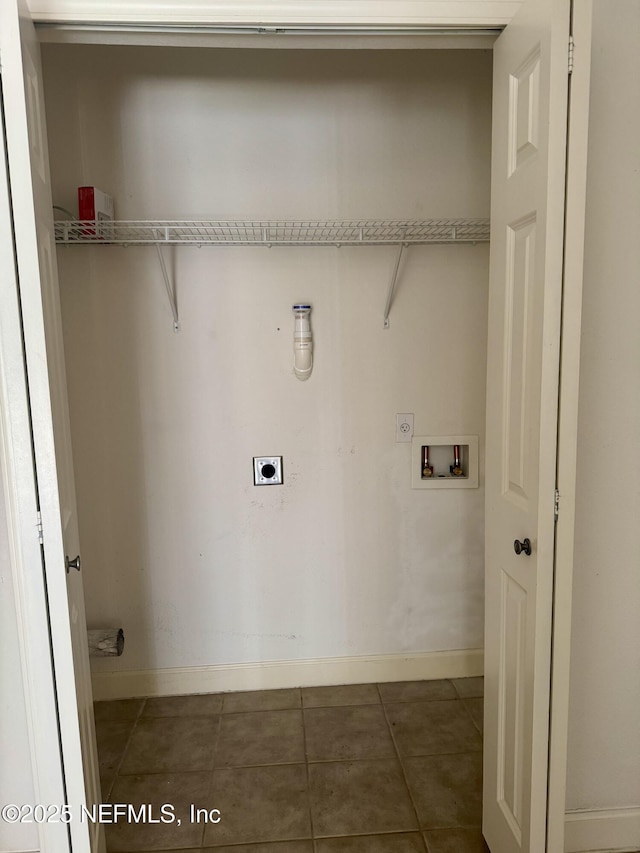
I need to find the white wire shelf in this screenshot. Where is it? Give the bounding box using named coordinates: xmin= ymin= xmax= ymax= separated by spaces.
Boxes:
xmin=54 ymin=218 xmax=490 ymax=246
xmin=53 ymin=218 xmax=490 ymax=332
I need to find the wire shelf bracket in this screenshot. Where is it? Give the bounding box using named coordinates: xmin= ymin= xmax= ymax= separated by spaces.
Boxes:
xmin=54 ymin=218 xmax=490 ymax=330
xmin=155 ymin=242 xmax=180 ymax=333
xmin=383 ymin=232 xmax=407 ymax=330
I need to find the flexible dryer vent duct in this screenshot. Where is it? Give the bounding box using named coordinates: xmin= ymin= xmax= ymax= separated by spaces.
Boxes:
xmin=293 ymin=304 xmax=313 ymax=380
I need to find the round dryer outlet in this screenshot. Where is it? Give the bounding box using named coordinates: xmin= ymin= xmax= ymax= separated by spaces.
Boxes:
xmin=253 ymin=456 xmax=283 ymax=485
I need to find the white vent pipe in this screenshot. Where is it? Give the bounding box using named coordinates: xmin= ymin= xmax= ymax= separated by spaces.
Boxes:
xmin=292 ymin=304 xmax=313 ymax=380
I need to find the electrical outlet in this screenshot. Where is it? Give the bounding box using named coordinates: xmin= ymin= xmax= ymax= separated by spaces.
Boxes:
xmin=396 ymin=413 xmax=414 ymax=443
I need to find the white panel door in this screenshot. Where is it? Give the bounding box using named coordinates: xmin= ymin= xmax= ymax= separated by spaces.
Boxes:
xmin=483 ymin=1 xmax=572 ymax=852
xmin=0 ymin=2 xmax=103 ymax=852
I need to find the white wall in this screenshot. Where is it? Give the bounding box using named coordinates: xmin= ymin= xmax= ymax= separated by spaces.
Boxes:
xmin=0 ymin=459 xmax=39 ymax=853
xmin=42 ymin=46 xmax=492 ymax=680
xmin=566 ymin=0 xmax=640 ymax=816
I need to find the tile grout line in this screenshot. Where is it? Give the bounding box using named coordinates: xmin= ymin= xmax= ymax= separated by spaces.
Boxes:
xmin=376 ymin=682 xmax=428 ymax=852
xmin=200 ymin=707 xmax=225 ymax=849
xmin=109 ymin=691 xmax=470 ymax=722
xmin=461 ymin=697 xmax=483 ymax=735
xmin=111 ymin=744 xmax=483 ymax=778
xmin=300 ymin=689 xmax=319 ymax=852
xmin=104 ymin=698 xmax=148 ymax=802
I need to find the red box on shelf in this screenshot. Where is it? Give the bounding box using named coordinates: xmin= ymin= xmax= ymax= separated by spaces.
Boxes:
xmin=78 ymin=186 xmax=113 ymax=221
xmin=78 ymin=187 xmax=114 ymax=238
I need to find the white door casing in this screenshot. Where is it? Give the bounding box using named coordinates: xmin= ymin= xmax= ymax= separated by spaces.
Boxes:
xmin=0 ymin=2 xmax=102 ymax=851
xmin=483 ymin=0 xmax=571 ymax=851
xmin=24 ymin=0 xmax=524 ymax=29
xmin=0 ymin=78 xmax=72 ymax=853
xmin=546 ymin=2 xmax=593 ymax=849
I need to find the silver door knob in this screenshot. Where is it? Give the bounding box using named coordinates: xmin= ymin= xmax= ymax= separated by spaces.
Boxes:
xmin=66 ymin=555 xmax=81 ymax=573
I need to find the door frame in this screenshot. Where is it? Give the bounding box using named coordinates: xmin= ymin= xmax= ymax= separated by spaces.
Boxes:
xmin=1 ymin=3 xmax=588 ymax=851
xmin=546 ymin=2 xmax=592 ymax=849
xmin=0 ymin=83 xmax=71 ymax=853
xmin=26 ymin=0 xmax=523 ymax=29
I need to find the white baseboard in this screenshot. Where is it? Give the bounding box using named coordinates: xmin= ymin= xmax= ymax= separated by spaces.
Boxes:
xmin=564 ymin=807 xmax=640 ymax=853
xmin=91 ymin=647 xmax=483 ymax=700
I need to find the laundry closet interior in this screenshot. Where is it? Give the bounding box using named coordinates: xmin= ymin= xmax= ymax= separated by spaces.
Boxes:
xmin=41 ymin=34 xmax=494 ymax=695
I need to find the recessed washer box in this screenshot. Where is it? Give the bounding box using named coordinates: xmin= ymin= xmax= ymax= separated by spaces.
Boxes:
xmin=411 ymin=435 xmax=478 ymax=489
xmin=253 ymin=456 xmax=283 ymax=485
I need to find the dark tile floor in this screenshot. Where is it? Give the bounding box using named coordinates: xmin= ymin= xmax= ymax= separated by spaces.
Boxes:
xmin=94 ymin=678 xmax=488 ymax=853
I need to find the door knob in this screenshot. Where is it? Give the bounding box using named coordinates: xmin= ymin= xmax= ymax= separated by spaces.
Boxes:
xmin=513 ymin=538 xmax=532 ymax=556
xmin=66 ymin=555 xmax=81 ymax=573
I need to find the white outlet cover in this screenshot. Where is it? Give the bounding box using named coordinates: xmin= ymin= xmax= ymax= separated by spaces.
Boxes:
xmin=396 ymin=413 xmax=414 ymax=443
xmin=253 ymin=457 xmax=283 ymax=485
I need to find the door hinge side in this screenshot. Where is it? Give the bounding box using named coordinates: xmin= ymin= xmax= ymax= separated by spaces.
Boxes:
xmin=36 ymin=511 xmax=44 ymax=544
xmin=554 ymin=489 xmax=560 ymax=523
xmin=568 ymin=34 xmax=575 ymax=75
